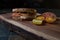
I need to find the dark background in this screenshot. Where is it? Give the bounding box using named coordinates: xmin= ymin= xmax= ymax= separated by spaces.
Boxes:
xmin=0 ymin=0 xmax=60 ymax=17
xmin=0 ymin=0 xmax=60 ymax=9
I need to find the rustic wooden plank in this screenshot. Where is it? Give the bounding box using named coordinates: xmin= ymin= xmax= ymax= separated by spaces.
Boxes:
xmin=0 ymin=13 xmax=60 ymax=40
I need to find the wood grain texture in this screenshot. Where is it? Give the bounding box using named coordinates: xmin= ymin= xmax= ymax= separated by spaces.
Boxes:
xmin=0 ymin=13 xmax=60 ymax=40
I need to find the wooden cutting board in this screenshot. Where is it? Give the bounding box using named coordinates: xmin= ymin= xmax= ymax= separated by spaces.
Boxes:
xmin=0 ymin=13 xmax=60 ymax=40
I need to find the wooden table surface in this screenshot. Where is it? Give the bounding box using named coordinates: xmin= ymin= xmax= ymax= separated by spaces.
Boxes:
xmin=0 ymin=13 xmax=60 ymax=40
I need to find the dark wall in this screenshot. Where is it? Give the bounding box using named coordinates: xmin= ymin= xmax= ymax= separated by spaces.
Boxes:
xmin=0 ymin=0 xmax=60 ymax=9
xmin=40 ymin=0 xmax=60 ymax=9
